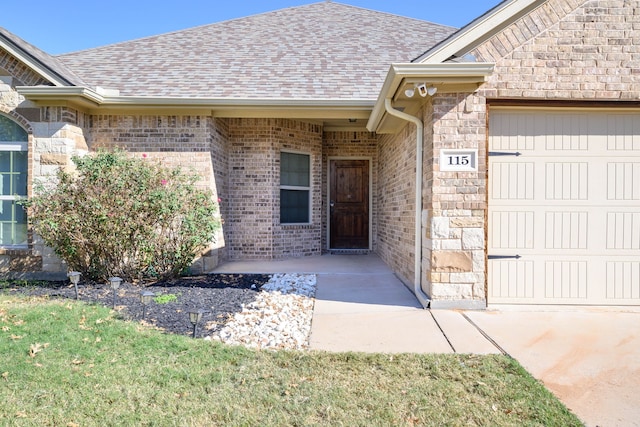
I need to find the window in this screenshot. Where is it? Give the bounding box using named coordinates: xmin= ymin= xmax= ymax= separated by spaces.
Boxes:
xmin=280 ymin=151 xmax=310 ymax=224
xmin=0 ymin=115 xmax=27 ymax=246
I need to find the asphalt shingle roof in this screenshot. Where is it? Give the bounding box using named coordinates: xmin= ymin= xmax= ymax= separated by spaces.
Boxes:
xmin=56 ymin=2 xmax=454 ymax=100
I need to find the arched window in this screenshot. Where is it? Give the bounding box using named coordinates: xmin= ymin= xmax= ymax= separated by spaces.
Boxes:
xmin=0 ymin=115 xmax=27 ymax=246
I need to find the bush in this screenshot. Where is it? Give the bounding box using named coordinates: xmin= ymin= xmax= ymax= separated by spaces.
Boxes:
xmin=25 ymin=150 xmax=221 ymax=282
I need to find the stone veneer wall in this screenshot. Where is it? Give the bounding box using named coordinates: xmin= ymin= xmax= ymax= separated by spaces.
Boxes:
xmin=321 ymin=131 xmax=378 ymax=252
xmin=226 ymin=118 xmax=322 ymax=260
xmin=0 ymin=73 xmax=89 ymax=278
xmin=89 ymin=114 xmax=226 ymax=272
xmin=376 ymin=124 xmax=416 ymax=285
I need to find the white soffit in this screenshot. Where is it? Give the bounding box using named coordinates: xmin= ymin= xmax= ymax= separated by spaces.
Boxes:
xmin=366 ymin=62 xmax=494 ymax=133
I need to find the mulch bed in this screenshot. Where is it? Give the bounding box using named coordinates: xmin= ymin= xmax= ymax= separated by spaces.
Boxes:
xmin=2 ymin=274 xmax=272 ymax=338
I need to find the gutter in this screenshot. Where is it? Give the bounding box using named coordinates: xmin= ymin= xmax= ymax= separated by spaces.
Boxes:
xmin=383 ymin=98 xmax=430 ymax=309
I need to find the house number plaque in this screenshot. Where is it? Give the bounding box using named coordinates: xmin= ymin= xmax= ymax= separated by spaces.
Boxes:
xmin=440 ymin=149 xmax=478 ymax=172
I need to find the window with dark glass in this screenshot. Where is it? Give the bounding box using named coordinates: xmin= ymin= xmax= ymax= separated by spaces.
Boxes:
xmin=0 ymin=115 xmax=28 ymax=246
xmin=280 ymin=152 xmax=310 ymax=224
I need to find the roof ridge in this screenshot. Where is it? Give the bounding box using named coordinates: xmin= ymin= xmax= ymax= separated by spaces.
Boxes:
xmin=57 ymin=2 xmax=454 ymax=59
xmin=57 ymin=2 xmax=323 ymax=58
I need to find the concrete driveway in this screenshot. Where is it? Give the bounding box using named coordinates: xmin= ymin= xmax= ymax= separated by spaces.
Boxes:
xmin=466 ymin=309 xmax=640 ymax=427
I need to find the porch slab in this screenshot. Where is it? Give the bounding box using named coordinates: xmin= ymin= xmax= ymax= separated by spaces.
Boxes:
xmin=214 ymin=254 xmax=500 ymax=354
xmin=212 ymin=253 xmax=392 ymax=275
xmin=309 ymin=272 xmax=453 ymax=353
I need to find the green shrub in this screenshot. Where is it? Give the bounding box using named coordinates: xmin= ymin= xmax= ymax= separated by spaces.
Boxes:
xmin=25 ymin=150 xmax=220 ymax=282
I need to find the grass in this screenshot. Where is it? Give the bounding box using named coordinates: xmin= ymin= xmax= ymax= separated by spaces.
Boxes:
xmin=0 ymin=294 xmax=582 ymax=427
xmin=153 ymin=293 xmax=179 ymax=304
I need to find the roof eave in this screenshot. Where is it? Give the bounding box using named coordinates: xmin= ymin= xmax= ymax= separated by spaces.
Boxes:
xmin=1 ymin=35 xmax=73 ymax=86
xmin=415 ymin=0 xmax=546 ymax=64
xmin=366 ymin=62 xmax=495 ymax=133
xmin=16 ymin=85 xmax=375 ymax=119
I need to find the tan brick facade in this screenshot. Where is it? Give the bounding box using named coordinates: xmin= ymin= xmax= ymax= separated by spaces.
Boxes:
xmin=475 ymin=0 xmax=640 ymax=100
xmin=226 ymin=118 xmax=323 ymax=260
xmin=377 ymin=126 xmax=417 ymax=285
xmin=422 ymin=94 xmax=488 ymax=307
xmin=89 ymin=114 xmax=227 ymax=272
xmin=2 ymin=0 xmax=639 ymax=306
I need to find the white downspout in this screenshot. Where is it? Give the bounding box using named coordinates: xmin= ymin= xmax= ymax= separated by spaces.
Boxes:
xmin=384 ymin=98 xmax=430 ymax=308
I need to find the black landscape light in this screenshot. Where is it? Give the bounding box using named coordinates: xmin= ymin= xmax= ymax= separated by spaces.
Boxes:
xmin=140 ymin=290 xmax=155 ymax=319
xmin=68 ymin=271 xmax=81 ymax=300
xmin=108 ymin=277 xmax=123 ymax=309
xmin=188 ymin=309 xmax=207 ymax=339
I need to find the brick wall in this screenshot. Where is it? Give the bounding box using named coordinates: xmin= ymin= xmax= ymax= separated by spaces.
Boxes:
xmin=423 ymin=94 xmax=488 ymax=306
xmin=90 ymin=114 xmax=226 ymax=272
xmin=376 ymin=124 xmax=416 ymax=285
xmin=227 ymin=118 xmax=322 ymax=259
xmin=0 ymin=49 xmax=50 ymax=86
xmin=474 ymin=0 xmax=640 ymax=100
xmin=321 ymin=131 xmax=378 ymax=252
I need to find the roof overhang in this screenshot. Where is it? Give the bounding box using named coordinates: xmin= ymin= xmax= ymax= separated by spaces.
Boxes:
xmin=366 ymin=63 xmax=494 ymax=133
xmin=415 ymin=0 xmax=545 ymax=64
xmin=16 ymin=85 xmax=375 ymax=130
xmin=1 ymin=35 xmax=72 ymax=86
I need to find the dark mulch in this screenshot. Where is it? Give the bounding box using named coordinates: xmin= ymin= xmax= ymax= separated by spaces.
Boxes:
xmin=1 ymin=274 xmax=272 ymax=337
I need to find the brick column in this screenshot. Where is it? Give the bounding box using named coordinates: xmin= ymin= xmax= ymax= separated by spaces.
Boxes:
xmin=423 ymin=93 xmax=487 ymax=309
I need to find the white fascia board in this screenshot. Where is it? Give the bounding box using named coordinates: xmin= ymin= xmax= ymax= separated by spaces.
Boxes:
xmin=17 ymin=86 xmax=104 ymax=107
xmin=17 ymin=85 xmax=374 ymax=117
xmin=0 ymin=41 xmax=70 ymax=87
xmin=416 ymin=0 xmax=545 ymax=64
xmin=366 ymin=62 xmax=494 ymax=132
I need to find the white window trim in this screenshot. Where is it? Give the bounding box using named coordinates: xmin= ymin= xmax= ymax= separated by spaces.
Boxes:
xmin=0 ymin=136 xmax=28 ymax=248
xmin=0 ymin=141 xmax=27 ymax=151
xmin=280 ymin=150 xmax=312 ymax=225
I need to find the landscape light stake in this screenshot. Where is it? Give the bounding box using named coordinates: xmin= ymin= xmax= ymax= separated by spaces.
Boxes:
xmin=68 ymin=271 xmax=81 ymax=300
xmin=140 ymin=290 xmax=155 ymax=320
xmin=188 ymin=309 xmax=207 ymax=339
xmin=108 ymin=277 xmax=123 ymax=309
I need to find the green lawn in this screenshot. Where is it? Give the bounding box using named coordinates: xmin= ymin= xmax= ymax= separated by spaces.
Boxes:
xmin=0 ymin=295 xmax=582 ymax=426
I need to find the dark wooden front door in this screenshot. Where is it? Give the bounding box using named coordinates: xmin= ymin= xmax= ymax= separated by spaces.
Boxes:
xmin=329 ymin=159 xmax=369 ymax=249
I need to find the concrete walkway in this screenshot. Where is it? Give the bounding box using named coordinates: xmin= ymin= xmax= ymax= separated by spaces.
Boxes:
xmin=213 ymin=254 xmax=500 ymax=353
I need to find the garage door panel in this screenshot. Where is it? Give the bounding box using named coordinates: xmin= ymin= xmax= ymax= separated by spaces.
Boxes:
xmin=606 ymin=212 xmax=640 ymax=250
xmin=489 ymin=260 xmax=534 ymax=300
xmin=489 ymin=110 xmax=640 ymax=306
xmin=545 ymin=162 xmax=588 ymax=200
xmin=607 ymin=261 xmax=640 ymax=300
xmin=545 ymin=260 xmax=588 ymax=300
xmin=490 ymin=162 xmax=534 ymax=200
xmin=607 ymin=115 xmax=640 ymax=150
xmin=545 ymin=211 xmax=588 ymax=250
xmin=608 ymin=162 xmax=640 ymax=200
xmin=490 ymin=211 xmax=534 ymax=249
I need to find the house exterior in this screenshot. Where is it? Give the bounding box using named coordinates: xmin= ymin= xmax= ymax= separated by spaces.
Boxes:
xmin=1 ymin=0 xmax=639 ymax=308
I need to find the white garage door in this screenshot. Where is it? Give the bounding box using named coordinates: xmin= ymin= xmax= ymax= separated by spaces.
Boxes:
xmin=488 ymin=109 xmax=640 ymax=305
